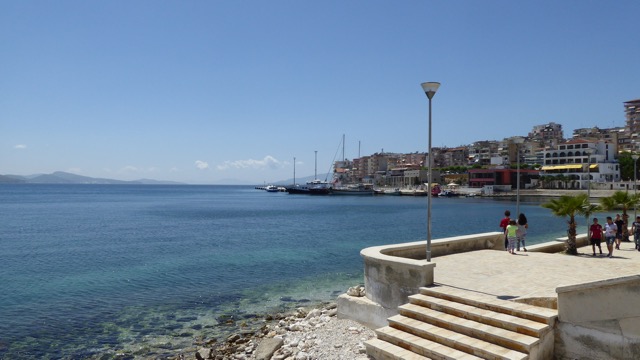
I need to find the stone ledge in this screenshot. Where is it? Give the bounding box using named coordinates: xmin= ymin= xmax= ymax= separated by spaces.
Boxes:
xmin=336 ymin=294 xmax=396 ymax=329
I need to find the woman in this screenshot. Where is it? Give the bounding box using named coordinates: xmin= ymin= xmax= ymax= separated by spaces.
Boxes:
xmin=517 ymin=213 xmax=528 ymax=252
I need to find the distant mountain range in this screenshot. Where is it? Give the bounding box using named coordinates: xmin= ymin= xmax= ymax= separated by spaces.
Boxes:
xmin=0 ymin=171 xmax=184 ymax=185
xmin=0 ymin=171 xmax=331 ymax=186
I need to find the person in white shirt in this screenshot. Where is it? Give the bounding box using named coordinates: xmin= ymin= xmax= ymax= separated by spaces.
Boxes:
xmin=604 ymin=216 xmax=618 ymax=258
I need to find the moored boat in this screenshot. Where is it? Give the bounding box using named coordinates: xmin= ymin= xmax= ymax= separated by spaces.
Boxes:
xmin=286 ymin=179 xmax=331 ymax=195
xmin=374 ymin=187 xmax=401 ymax=195
xmin=308 ymin=179 xmax=332 ymax=195
xmin=331 ymin=183 xmax=374 ymax=195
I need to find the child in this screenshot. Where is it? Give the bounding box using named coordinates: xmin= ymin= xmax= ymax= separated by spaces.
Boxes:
xmin=516 ymin=213 xmax=528 ymax=252
xmin=604 ymin=216 xmax=617 ymax=258
xmin=499 ymin=210 xmax=511 ymax=250
xmin=505 ymin=219 xmax=518 ymax=254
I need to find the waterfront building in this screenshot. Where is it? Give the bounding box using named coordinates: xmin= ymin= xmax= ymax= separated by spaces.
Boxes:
xmin=467 ymin=168 xmax=538 ymax=189
xmin=540 ymin=139 xmax=620 ymax=189
xmin=403 ymin=169 xmax=438 ymax=186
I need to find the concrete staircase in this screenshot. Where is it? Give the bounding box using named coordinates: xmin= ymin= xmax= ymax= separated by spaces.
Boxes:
xmin=365 ymin=285 xmax=558 ymax=360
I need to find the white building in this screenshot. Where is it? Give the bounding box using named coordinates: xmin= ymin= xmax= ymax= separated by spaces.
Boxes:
xmin=540 ymin=139 xmax=620 ymax=189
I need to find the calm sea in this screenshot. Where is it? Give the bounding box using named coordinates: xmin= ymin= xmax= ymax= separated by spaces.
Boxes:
xmin=0 ymin=184 xmax=574 ymax=359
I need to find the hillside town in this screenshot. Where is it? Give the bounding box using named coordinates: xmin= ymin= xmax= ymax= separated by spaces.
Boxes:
xmin=333 ymin=98 xmax=640 ymax=194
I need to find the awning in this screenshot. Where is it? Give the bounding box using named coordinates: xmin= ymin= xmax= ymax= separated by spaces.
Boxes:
xmin=589 ymin=164 xmax=598 ymax=169
xmin=541 ymin=164 xmax=583 ymax=170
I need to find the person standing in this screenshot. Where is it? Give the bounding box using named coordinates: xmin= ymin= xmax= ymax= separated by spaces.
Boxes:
xmin=614 ymin=214 xmax=624 ymax=250
xmin=505 ymin=219 xmax=518 ymax=254
xmin=604 ymin=216 xmax=618 ymax=258
xmin=516 ymin=213 xmax=528 ymax=252
xmin=589 ymin=218 xmax=603 ymax=256
xmin=631 ymin=216 xmax=640 ymax=251
xmin=499 ymin=210 xmax=511 ymax=250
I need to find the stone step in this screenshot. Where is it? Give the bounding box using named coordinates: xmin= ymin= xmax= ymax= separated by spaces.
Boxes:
xmin=365 ymin=337 xmax=432 ymax=360
xmin=420 ymin=286 xmax=558 ymax=326
xmin=399 ymin=304 xmax=539 ymax=354
xmin=388 ymin=314 xmax=529 ymax=360
xmin=375 ymin=326 xmax=483 ymax=360
xmin=408 ymin=293 xmax=550 ymax=338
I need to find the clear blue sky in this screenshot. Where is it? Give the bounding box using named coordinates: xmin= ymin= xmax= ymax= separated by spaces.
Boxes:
xmin=2 ymin=1 xmax=639 ymax=184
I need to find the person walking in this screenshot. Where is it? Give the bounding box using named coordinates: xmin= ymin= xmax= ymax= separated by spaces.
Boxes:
xmin=614 ymin=214 xmax=624 ymax=250
xmin=505 ymin=219 xmax=518 ymax=254
xmin=631 ymin=216 xmax=640 ymax=251
xmin=589 ymin=218 xmax=603 ymax=256
xmin=499 ymin=210 xmax=511 ymax=250
xmin=516 ymin=213 xmax=528 ymax=252
xmin=604 ymin=216 xmax=618 ymax=258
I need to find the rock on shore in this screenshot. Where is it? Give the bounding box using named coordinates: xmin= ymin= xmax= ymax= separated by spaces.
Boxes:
xmin=192 ymin=303 xmax=375 ymax=360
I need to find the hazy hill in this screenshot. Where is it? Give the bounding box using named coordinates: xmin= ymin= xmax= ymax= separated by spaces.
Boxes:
xmin=0 ymin=171 xmax=184 ymax=185
xmin=0 ymin=175 xmax=26 ymax=184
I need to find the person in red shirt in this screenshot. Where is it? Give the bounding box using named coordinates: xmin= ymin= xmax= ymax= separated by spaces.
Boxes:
xmin=589 ymin=217 xmax=604 ymax=256
xmin=499 ymin=210 xmax=511 ymax=250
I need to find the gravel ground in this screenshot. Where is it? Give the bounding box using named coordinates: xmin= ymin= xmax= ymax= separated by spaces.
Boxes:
xmin=266 ymin=315 xmax=375 ymax=360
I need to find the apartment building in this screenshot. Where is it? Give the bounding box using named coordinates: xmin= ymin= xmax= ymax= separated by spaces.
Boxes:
xmin=439 ymin=147 xmax=468 ymax=167
xmin=624 ymin=99 xmax=640 ymax=152
xmin=468 ymin=140 xmax=500 ymax=166
xmin=528 ymin=122 xmax=564 ymax=149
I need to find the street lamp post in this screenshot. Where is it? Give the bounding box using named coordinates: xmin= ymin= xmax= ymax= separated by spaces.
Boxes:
xmin=512 ymin=137 xmax=525 ymax=218
xmin=585 ymin=149 xmax=592 ymax=243
xmin=633 ymin=154 xmax=639 ymax=219
xmin=421 ymin=81 xmax=440 ymax=263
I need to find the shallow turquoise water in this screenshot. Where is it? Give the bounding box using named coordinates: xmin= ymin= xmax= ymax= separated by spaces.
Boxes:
xmin=0 ymin=184 xmax=582 ymax=358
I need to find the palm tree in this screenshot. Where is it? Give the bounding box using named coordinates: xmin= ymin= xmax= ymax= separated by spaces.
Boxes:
xmin=600 ymin=191 xmax=640 ymax=241
xmin=542 ymin=193 xmax=593 ymax=255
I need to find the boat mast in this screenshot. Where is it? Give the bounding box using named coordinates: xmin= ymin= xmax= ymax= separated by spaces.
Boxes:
xmin=315 ymin=150 xmax=318 ymax=180
xmin=293 ymin=156 xmax=296 ymax=185
xmin=342 ymin=134 xmax=345 ymax=162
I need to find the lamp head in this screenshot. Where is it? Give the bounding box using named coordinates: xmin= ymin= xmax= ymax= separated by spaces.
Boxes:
xmin=421 ymin=82 xmax=440 ymax=99
xmin=633 ymin=155 xmax=639 ymax=160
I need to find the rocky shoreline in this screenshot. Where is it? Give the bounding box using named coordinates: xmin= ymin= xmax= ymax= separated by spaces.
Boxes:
xmin=87 ymin=296 xmax=374 ymax=360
